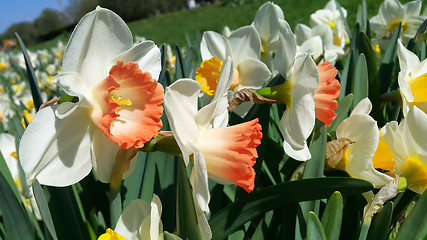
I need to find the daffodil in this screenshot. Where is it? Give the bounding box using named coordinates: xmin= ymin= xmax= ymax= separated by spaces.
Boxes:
xmin=197 ymin=26 xmax=271 ymax=95
xmin=370 ymin=0 xmax=424 ymax=47
xmin=397 ymin=39 xmax=427 ymax=116
xmin=334 ymin=98 xmax=394 ymax=187
xmin=164 ymin=59 xmax=262 ymax=239
xmin=19 ymin=6 xmax=164 ymax=188
xmin=372 ymin=106 xmax=427 ymax=194
xmin=295 ymin=24 xmax=345 ymax=64
xmin=99 ymin=194 xmax=180 ymax=240
xmin=309 ymin=0 xmax=349 ymax=48
xmin=268 ymin=20 xmax=319 ymax=161
xmin=251 ymin=2 xmax=284 ymax=69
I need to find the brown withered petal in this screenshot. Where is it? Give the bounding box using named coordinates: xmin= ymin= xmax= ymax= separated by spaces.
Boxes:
xmin=228 ymin=89 xmax=279 ymax=111
xmin=325 ymin=138 xmax=354 ymax=170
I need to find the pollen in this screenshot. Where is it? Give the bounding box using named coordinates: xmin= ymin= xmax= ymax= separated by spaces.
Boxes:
xmin=110 ymin=95 xmax=132 ymax=106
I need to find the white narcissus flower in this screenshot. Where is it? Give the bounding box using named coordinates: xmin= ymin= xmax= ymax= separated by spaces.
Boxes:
xmin=197 ymin=26 xmax=271 ymax=95
xmin=98 ymin=194 xmax=181 ymax=240
xmin=372 ymin=106 xmax=427 ymax=194
xmin=310 ymin=0 xmax=349 ymax=47
xmin=295 ymin=23 xmax=345 ymax=64
xmin=370 ymin=0 xmax=425 ymax=46
xmin=397 ymin=39 xmax=427 ymax=116
xmin=336 ymin=98 xmax=394 ymax=187
xmin=270 ymin=20 xmax=319 ymax=161
xmin=19 ymin=7 xmax=164 ymax=188
xmin=164 ymin=58 xmax=262 ymax=239
xmin=251 ymin=2 xmax=284 ymax=69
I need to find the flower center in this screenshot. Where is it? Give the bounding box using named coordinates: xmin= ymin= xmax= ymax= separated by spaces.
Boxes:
xmin=389 ymin=20 xmax=408 ymax=33
xmin=400 ymin=156 xmax=427 ymax=192
xmin=371 ymin=131 xmax=395 ymax=171
xmin=408 ymin=72 xmax=427 ymax=103
xmin=109 ymin=94 xmax=132 ymax=107
xmin=328 ymin=21 xmax=336 ymax=29
xmin=98 ymin=228 xmax=126 ymax=240
xmin=196 ymin=56 xmax=240 ymax=95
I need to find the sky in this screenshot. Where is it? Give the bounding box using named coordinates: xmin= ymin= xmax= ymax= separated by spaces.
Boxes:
xmin=0 ymin=0 xmax=70 ymax=34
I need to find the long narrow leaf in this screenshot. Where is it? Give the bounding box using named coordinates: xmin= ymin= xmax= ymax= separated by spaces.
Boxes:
xmin=321 ymin=191 xmax=343 ymax=240
xmin=352 ymin=54 xmax=368 ymax=108
xmin=210 ymin=178 xmax=373 ymax=239
xmin=306 ymin=212 xmax=327 ymax=240
xmin=32 ymin=179 xmax=58 ymax=240
xmin=367 ymin=201 xmax=393 ymax=240
xmin=395 ymin=191 xmax=427 ymax=240
xmin=15 ymin=33 xmax=43 ymax=111
xmin=0 ymin=173 xmax=35 ymax=240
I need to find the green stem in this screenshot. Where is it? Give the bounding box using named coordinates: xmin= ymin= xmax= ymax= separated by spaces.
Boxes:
xmin=140 ymin=135 xmax=182 ymax=156
xmin=109 ymin=190 xmax=122 ymax=229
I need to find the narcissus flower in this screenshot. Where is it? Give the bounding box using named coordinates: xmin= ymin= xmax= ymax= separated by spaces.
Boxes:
xmin=19 ymin=7 xmax=163 ymax=187
xmin=370 ymin=0 xmax=424 ymax=46
xmin=334 ymin=98 xmax=394 ymax=187
xmin=197 ymin=26 xmax=271 ymax=95
xmin=373 ymin=106 xmax=427 ymax=194
xmin=397 ymin=39 xmax=427 ymax=116
xmin=267 ymin=20 xmax=319 ymax=161
xmin=251 ymin=2 xmax=284 ymax=69
xmin=99 ymin=195 xmax=180 ymax=240
xmin=164 ymin=59 xmax=262 ymax=239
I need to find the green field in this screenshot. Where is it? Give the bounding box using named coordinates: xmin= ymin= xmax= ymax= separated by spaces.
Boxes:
xmin=32 ymin=0 xmax=412 ymax=50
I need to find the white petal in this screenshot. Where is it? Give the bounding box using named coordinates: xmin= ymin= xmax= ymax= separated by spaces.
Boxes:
xmin=196 ymin=58 xmax=233 ymax=129
xmin=289 ymin=54 xmax=319 ymax=95
xmin=397 ymin=40 xmax=420 ymax=76
xmin=91 ymin=129 xmax=120 ymax=183
xmin=252 ymin=2 xmax=284 ymax=46
xmin=280 ymin=85 xmax=315 ymax=151
xmin=295 ymin=24 xmax=313 ymax=45
xmin=403 ymin=0 xmax=421 ymax=16
xmin=351 ymin=98 xmax=373 ymax=116
xmin=272 ymin=20 xmax=297 ymax=77
xmin=115 ymin=199 xmax=151 ymax=240
xmin=111 ymin=40 xmax=161 ymax=80
xmin=283 ymin=140 xmax=311 ymax=161
xmin=164 ymin=79 xmax=200 ymax=165
xmin=52 ymin=72 xmax=91 ymax=99
xmin=236 ymin=57 xmax=271 ymax=90
xmin=200 ymin=31 xmax=232 ymax=61
xmin=62 ymin=6 xmax=133 ymax=88
xmin=228 ymin=25 xmax=261 ymax=63
xmin=298 ymin=36 xmax=323 ymax=60
xmin=149 ymin=194 xmax=163 ymax=240
xmin=19 ymin=106 xmax=93 ymax=187
xmin=337 ymin=114 xmax=393 ymax=187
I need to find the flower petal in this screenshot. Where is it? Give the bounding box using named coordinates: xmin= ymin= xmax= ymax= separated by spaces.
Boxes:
xmin=201 ymin=31 xmax=232 ymax=61
xmin=272 ymin=20 xmax=297 ymax=77
xmin=252 ymin=2 xmax=284 ymax=47
xmin=197 ymin=119 xmax=262 ymax=192
xmin=164 ymin=79 xmax=201 ymax=165
xmin=111 ymin=40 xmax=161 ymax=80
xmin=19 ymin=106 xmax=93 ymax=187
xmin=108 ymin=61 xmax=164 ymax=149
xmin=115 ymin=199 xmax=151 ymax=240
xmin=237 ymin=57 xmax=271 ymax=90
xmin=62 ymin=6 xmax=133 ymax=88
xmin=228 ymin=25 xmax=261 ymax=63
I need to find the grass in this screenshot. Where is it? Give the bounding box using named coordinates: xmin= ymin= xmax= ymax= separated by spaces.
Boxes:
xmin=29 ymin=0 xmax=414 ymax=50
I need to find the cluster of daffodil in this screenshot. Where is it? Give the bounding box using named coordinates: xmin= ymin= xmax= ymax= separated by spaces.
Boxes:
xmin=0 ymin=0 xmax=427 ymax=239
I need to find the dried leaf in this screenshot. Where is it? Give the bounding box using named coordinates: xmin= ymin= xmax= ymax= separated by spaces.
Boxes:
xmin=39 ymin=97 xmax=60 ymax=110
xmin=325 ymin=138 xmax=354 ymax=170
xmin=228 ymin=89 xmax=279 ymax=111
xmin=363 ymin=173 xmax=400 ymax=222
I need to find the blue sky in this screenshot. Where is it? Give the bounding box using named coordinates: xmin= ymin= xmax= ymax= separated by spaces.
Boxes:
xmin=0 ymin=0 xmax=70 ymax=34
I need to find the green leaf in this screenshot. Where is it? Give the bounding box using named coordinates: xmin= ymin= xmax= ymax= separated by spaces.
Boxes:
xmin=0 ymin=172 xmax=35 ymax=240
xmin=395 ymin=191 xmax=427 ymax=240
xmin=358 ymin=31 xmax=381 ymax=123
xmin=176 ymin=158 xmax=201 ymax=240
xmin=46 ymin=186 xmax=91 ymax=240
xmin=15 ymin=33 xmax=43 ymax=111
xmin=321 ymin=191 xmax=343 ymax=240
xmin=367 ymin=201 xmax=393 ymax=240
xmin=175 ymin=45 xmax=187 ymax=79
xmin=32 ymin=180 xmax=58 ymax=240
xmin=210 ymin=178 xmax=373 ymax=239
xmin=379 ymin=23 xmax=401 ymax=93
xmin=339 ymin=50 xmax=354 ymax=100
xmin=306 ymin=212 xmax=327 ymax=240
xmin=329 ymin=94 xmax=353 ymax=134
xmin=352 ymin=54 xmax=368 ymax=108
